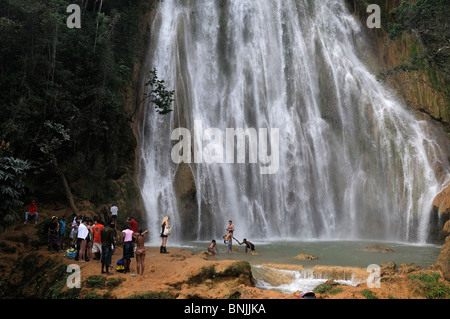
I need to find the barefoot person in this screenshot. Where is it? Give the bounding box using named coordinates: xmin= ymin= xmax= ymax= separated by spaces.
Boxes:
xmin=207 ymin=239 xmax=219 ymax=255
xmin=133 ymin=229 xmax=149 ymax=275
xmin=222 ymin=232 xmax=233 ymax=253
xmin=77 ymin=218 xmax=89 ymax=262
xmin=226 ymin=220 xmax=235 ymax=251
xmin=226 ymin=220 xmax=235 ymax=234
xmin=236 ymin=238 xmax=255 ymax=254
xmin=160 ymin=216 xmax=171 ymax=254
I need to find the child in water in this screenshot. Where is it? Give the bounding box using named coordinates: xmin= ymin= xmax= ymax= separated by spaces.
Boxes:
xmin=222 ymin=232 xmax=233 ymax=253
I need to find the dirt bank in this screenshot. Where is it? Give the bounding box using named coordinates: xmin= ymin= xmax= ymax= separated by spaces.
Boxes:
xmin=0 ymin=218 xmax=448 ymax=299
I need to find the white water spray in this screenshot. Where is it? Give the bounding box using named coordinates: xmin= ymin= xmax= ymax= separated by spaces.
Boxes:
xmin=139 ymin=0 xmax=449 ymax=245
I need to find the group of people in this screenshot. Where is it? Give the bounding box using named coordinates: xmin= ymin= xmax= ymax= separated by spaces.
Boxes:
xmin=22 ymin=200 xmax=151 ymax=276
xmin=69 ymin=213 xmax=149 ymax=276
xmin=207 ymin=220 xmax=256 ymax=255
xmin=24 ymin=200 xmax=255 ymax=275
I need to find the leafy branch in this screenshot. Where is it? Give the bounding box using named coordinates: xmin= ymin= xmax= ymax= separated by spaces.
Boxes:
xmin=129 ymin=68 xmax=175 ymax=121
xmin=0 ymin=141 xmax=31 ymax=231
xmin=385 ymin=0 xmax=450 ymax=79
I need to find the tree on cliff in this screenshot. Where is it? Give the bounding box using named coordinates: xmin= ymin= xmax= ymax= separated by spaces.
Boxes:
xmin=387 ymin=0 xmax=450 ymax=78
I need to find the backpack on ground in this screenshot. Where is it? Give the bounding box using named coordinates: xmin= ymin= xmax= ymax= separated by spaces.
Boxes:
xmin=64 ymin=248 xmax=77 ymax=260
xmin=116 ymin=258 xmax=125 ymax=272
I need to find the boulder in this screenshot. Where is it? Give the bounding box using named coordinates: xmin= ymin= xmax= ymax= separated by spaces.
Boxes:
xmin=443 ymin=220 xmax=450 ymax=235
xmin=380 ymin=262 xmax=397 ymax=275
xmin=399 ymin=263 xmax=422 ymax=274
xmin=295 ymin=253 xmax=319 ymax=260
xmin=432 ymin=235 xmax=450 ymax=281
xmin=361 ymin=244 xmax=394 ymax=253
xmin=432 ymin=184 xmax=450 ymax=216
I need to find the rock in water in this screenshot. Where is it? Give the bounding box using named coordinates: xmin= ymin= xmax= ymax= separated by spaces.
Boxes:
xmin=361 ymin=244 xmax=394 ymax=253
xmin=294 ymin=253 xmax=319 ymax=260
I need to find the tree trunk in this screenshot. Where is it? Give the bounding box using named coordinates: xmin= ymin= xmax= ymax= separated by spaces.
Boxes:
xmin=52 ymin=157 xmax=78 ymax=215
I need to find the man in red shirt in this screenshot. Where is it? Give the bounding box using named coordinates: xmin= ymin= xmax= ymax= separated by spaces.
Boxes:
xmin=24 ymin=200 xmax=38 ymax=224
xmin=127 ymin=217 xmax=139 ymax=246
xmin=127 ymin=217 xmax=139 ymax=233
xmin=92 ymin=217 xmax=104 ymax=261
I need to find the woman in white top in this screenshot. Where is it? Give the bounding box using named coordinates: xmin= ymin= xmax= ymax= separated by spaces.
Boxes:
xmin=160 ymin=216 xmax=170 ymax=254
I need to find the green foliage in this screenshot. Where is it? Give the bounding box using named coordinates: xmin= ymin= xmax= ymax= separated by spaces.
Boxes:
xmin=387 ymin=0 xmax=450 ymax=78
xmin=85 ymin=275 xmax=107 ymax=288
xmin=409 ymin=273 xmax=450 ymax=299
xmin=0 ymin=0 xmax=159 ymax=205
xmin=144 ymin=68 xmax=175 ymax=115
xmin=129 ymin=68 xmax=175 ymax=120
xmin=314 ymin=283 xmax=334 ymax=294
xmin=361 ymin=289 xmax=378 ymax=299
xmin=0 ymin=152 xmax=31 ymax=231
xmin=127 ymin=291 xmax=174 ymax=299
xmin=84 ymin=275 xmax=125 ymax=290
xmin=314 ymin=280 xmax=344 ymax=295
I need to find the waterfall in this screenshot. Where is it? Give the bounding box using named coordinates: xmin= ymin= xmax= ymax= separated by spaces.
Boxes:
xmin=139 ymin=0 xmax=449 ymax=244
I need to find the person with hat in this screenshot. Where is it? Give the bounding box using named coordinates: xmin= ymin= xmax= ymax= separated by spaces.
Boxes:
xmin=24 ymin=200 xmax=38 ymax=224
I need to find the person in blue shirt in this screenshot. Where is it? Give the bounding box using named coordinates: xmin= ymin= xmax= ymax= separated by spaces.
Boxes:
xmin=59 ymin=216 xmax=66 ymax=248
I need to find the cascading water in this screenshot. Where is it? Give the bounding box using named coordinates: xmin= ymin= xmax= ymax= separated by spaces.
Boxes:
xmin=139 ymin=0 xmax=449 ymax=245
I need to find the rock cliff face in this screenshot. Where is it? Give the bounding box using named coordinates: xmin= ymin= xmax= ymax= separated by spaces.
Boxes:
xmin=346 ymin=0 xmax=450 ymax=133
xmin=346 ymin=0 xmax=450 ymax=278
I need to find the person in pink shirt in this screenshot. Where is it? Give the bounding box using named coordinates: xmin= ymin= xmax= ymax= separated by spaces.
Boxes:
xmin=122 ymin=227 xmax=134 ymax=274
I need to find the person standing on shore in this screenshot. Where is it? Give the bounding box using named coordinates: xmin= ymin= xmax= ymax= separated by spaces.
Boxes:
xmin=48 ymin=216 xmax=61 ymax=253
xmin=160 ymin=216 xmax=171 ymax=254
xmin=134 ymin=229 xmax=149 ymax=275
xmin=70 ymin=215 xmax=81 ymax=248
xmin=59 ymin=216 xmax=67 ymax=249
xmin=101 ymin=221 xmax=115 ymax=275
xmin=92 ymin=217 xmax=104 ymax=261
xmin=122 ymin=226 xmax=134 ymax=273
xmin=110 ymin=205 xmax=118 ymax=223
xmin=77 ymin=218 xmax=89 ymax=262
xmin=127 ymin=217 xmax=139 ymax=246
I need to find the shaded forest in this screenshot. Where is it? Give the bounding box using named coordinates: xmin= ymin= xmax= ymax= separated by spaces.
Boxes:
xmin=0 ymin=0 xmax=158 ymax=228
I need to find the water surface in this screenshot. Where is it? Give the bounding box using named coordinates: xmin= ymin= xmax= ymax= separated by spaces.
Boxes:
xmin=172 ymin=239 xmax=441 ymax=293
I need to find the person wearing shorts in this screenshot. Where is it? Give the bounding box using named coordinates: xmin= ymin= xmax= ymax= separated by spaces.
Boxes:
xmin=91 ymin=218 xmax=104 ymax=261
xmin=222 ymin=232 xmax=233 ymax=253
